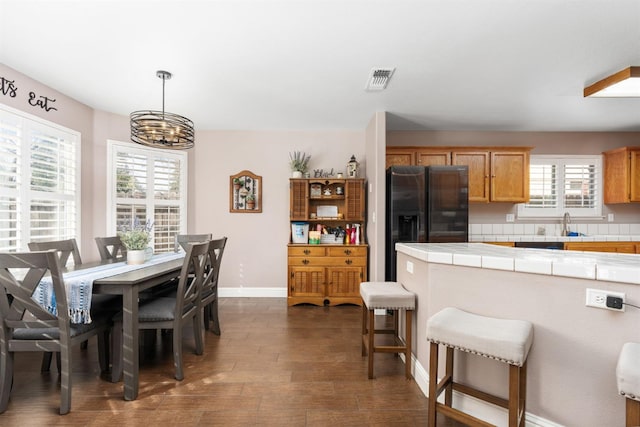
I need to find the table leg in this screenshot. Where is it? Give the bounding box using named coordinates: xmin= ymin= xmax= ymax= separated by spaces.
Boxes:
xmin=122 ymin=286 xmax=139 ymax=401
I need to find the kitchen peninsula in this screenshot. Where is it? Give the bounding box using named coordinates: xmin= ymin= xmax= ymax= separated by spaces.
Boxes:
xmin=396 ymin=242 xmax=640 ymax=427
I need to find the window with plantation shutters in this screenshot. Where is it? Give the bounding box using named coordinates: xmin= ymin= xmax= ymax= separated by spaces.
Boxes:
xmin=108 ymin=140 xmax=187 ymax=253
xmin=518 ymin=155 xmax=602 ymax=218
xmin=0 ymin=104 xmax=80 ymax=252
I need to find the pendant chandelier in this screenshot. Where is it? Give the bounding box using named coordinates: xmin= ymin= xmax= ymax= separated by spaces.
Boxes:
xmin=130 ymin=70 xmax=194 ymax=149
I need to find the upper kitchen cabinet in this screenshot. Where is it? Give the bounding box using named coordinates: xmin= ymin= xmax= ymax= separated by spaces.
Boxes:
xmin=385 ymin=147 xmax=415 ymax=168
xmin=603 ymin=146 xmax=640 ymax=204
xmin=453 ymin=147 xmax=531 ymax=203
xmin=386 ymin=147 xmax=450 ymax=168
xmin=386 ymin=146 xmax=531 ymax=203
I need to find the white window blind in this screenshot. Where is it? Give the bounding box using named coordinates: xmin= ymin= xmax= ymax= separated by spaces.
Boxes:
xmin=518 ymin=155 xmax=602 ymax=218
xmin=108 ymin=141 xmax=187 ymax=253
xmin=0 ymin=105 xmax=80 ymax=251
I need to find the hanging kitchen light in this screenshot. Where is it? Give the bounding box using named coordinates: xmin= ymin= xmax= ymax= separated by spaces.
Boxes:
xmin=130 ymin=70 xmax=194 ymax=149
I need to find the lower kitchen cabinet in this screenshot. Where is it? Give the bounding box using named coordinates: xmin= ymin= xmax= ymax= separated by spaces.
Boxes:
xmin=564 ymin=241 xmax=639 ymax=254
xmin=288 ymin=245 xmax=367 ymax=306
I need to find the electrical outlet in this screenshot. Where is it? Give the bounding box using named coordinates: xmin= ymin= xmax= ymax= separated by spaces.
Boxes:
xmin=406 ymin=260 xmax=414 ymax=274
xmin=608 ymin=213 xmax=614 ymax=222
xmin=506 ymin=214 xmax=515 ymax=223
xmin=585 ymin=288 xmax=625 ymax=312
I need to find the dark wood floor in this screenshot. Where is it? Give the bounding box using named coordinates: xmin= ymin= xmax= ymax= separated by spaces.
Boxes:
xmin=2 ymin=298 xmax=461 ymax=426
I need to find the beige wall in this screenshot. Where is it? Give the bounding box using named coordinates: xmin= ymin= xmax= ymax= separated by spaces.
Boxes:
xmin=191 ymin=130 xmax=365 ymax=290
xmin=365 ymin=112 xmax=386 ymax=282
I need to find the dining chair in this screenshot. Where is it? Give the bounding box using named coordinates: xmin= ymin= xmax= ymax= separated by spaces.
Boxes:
xmin=149 ymin=233 xmax=213 ymax=298
xmin=200 ymin=237 xmax=227 ymax=335
xmin=0 ymin=250 xmax=111 ymax=415
xmin=28 ymin=238 xmax=85 ymax=370
xmin=111 ymin=240 xmax=210 ymax=382
xmin=175 ymin=233 xmax=212 ymax=252
xmin=28 ymin=238 xmax=82 ymax=267
xmin=28 ymin=238 xmax=120 ymax=370
xmin=94 ymin=236 xmax=127 ymax=261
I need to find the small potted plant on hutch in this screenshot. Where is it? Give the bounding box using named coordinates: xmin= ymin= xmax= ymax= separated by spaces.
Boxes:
xmin=118 ymin=219 xmax=153 ymax=265
xmin=289 ymin=151 xmax=311 ymax=178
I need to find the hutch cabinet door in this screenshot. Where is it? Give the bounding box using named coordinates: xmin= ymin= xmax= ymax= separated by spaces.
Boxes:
xmin=289 ymin=267 xmax=325 ymax=297
xmin=344 ymin=180 xmax=365 ymax=220
xmin=326 ymin=267 xmax=364 ymax=297
xmin=289 ymin=180 xmax=309 ymax=220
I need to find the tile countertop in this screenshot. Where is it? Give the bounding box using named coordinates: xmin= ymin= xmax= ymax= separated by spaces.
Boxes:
xmin=396 ymin=242 xmax=640 ymax=285
xmin=469 ymin=234 xmax=640 ymax=242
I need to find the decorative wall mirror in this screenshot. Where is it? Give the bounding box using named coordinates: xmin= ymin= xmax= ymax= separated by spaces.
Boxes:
xmin=230 ymin=170 xmax=262 ymax=213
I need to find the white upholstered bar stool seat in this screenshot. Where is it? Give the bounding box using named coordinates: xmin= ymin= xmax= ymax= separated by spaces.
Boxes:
xmin=426 ymin=307 xmax=534 ymax=427
xmin=360 ymin=281 xmax=415 ymax=379
xmin=617 ymin=342 xmax=640 ymax=427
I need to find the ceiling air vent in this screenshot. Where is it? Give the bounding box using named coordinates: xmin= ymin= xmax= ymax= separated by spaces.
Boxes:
xmin=365 ymin=67 xmax=395 ymax=91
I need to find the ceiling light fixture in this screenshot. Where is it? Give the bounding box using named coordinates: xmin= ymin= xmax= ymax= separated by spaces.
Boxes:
xmin=130 ymin=70 xmax=194 ymax=149
xmin=584 ymin=66 xmax=640 ymax=97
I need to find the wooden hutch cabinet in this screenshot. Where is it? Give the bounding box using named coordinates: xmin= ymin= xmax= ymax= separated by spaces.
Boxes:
xmin=602 ymin=146 xmax=640 ymax=203
xmin=386 ymin=146 xmax=531 ymax=203
xmin=288 ymin=178 xmax=367 ymax=306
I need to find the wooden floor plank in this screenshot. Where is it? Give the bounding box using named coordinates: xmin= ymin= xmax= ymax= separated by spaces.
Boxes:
xmin=2 ymin=297 xmax=463 ymax=426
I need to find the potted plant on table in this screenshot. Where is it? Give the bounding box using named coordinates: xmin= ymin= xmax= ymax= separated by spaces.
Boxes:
xmin=289 ymin=151 xmax=311 ymax=178
xmin=118 ymin=219 xmax=153 ymax=265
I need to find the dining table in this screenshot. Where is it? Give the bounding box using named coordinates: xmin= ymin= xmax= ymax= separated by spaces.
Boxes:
xmin=37 ymin=253 xmax=187 ymax=401
xmin=89 ymin=254 xmax=184 ymax=401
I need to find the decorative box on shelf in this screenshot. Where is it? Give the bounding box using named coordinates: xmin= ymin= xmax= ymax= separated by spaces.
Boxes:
xmin=320 ymin=234 xmax=344 ymax=244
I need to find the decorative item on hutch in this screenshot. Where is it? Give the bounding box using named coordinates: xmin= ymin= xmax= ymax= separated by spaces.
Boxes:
xmin=289 ymin=151 xmax=311 ymax=178
xmin=347 ymin=155 xmax=359 ymax=178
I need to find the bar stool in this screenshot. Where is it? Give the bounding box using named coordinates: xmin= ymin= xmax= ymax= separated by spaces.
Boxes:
xmin=617 ymin=342 xmax=640 ymax=427
xmin=360 ymin=281 xmax=416 ymax=379
xmin=426 ymin=307 xmax=534 ymax=427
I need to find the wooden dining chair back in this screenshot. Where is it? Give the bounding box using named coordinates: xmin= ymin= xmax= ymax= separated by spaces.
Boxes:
xmin=95 ymin=236 xmax=127 ymax=261
xmin=28 ymin=238 xmax=85 ymax=370
xmin=200 ymin=237 xmax=227 ymax=335
xmin=111 ymin=240 xmax=210 ymax=382
xmin=174 ymin=233 xmax=212 ymax=252
xmin=0 ymin=250 xmax=110 ymax=415
xmin=28 ymin=238 xmax=82 ymax=266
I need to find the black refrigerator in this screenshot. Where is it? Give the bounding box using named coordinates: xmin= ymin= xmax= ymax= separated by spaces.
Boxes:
xmin=385 ymin=165 xmax=469 ymax=281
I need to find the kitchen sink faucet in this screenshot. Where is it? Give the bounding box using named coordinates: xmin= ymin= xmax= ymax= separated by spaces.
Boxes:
xmin=562 ymin=212 xmax=571 ymax=236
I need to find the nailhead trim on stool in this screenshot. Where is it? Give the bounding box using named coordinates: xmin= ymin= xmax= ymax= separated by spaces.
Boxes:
xmin=426 ymin=307 xmax=534 ymax=427
xmin=360 ymin=282 xmax=415 ymax=379
xmin=617 ymin=342 xmax=640 ymax=427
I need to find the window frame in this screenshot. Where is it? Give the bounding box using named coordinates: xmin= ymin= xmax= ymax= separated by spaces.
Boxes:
xmin=0 ymin=103 xmax=81 ymax=252
xmin=517 ymin=154 xmax=603 ymax=219
xmin=106 ymin=140 xmax=188 ymax=252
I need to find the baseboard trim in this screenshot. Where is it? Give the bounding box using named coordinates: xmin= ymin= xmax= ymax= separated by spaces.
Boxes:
xmin=219 ymin=287 xmax=287 ymax=298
